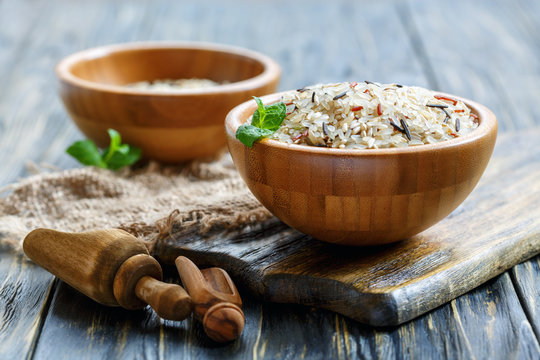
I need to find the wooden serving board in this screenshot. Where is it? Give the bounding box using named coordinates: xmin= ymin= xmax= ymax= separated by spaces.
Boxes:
xmin=153 ymin=130 xmax=540 ymax=327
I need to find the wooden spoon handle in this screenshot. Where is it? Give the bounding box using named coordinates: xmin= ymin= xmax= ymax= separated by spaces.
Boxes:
xmin=135 ymin=276 xmax=192 ymax=321
xmin=175 ymin=256 xmax=242 ymax=308
xmin=175 ymin=256 xmax=245 ymax=342
xmin=113 ymin=254 xmax=192 ymax=321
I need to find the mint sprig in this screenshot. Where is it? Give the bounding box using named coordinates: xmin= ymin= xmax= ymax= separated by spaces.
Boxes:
xmin=66 ymin=129 xmax=141 ymax=170
xmin=235 ymin=97 xmax=287 ymax=147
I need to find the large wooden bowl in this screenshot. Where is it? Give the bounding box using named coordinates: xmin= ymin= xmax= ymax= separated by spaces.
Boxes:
xmin=57 ymin=42 xmax=280 ymax=162
xmin=225 ymin=92 xmax=497 ymax=246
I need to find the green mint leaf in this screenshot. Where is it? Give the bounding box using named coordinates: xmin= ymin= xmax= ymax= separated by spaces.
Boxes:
xmin=117 ymin=144 xmax=130 ymax=155
xmin=259 ymin=102 xmax=286 ymax=131
xmin=66 ymin=128 xmax=142 ymax=170
xmin=105 ymin=145 xmax=142 ymax=170
xmin=236 ymin=97 xmax=288 ymax=147
xmin=103 ymin=128 xmax=121 ymax=163
xmin=235 ymin=124 xmax=273 ymax=148
xmin=66 ymin=140 xmax=107 ymax=168
xmin=251 ymin=96 xmax=266 ymax=128
xmin=101 ymin=144 xmax=129 ymax=161
xmin=107 ymin=129 xmax=121 ymax=150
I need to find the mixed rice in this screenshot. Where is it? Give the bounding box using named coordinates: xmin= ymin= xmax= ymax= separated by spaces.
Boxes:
xmin=270 ymin=82 xmax=479 ymax=149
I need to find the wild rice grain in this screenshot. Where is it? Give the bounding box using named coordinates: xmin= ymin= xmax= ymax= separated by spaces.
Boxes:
xmin=333 ymin=91 xmax=348 ymax=100
xmin=365 ymin=80 xmax=380 ymax=87
xmin=426 ymin=104 xmax=449 ymax=109
xmin=389 ymin=119 xmax=403 ymax=133
xmin=442 ymin=108 xmax=451 ymax=123
xmin=400 ymin=119 xmax=412 ymax=141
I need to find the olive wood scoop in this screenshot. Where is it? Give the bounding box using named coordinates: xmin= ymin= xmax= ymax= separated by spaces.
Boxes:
xmin=23 ymin=228 xmax=192 ymax=321
xmin=175 ymin=256 xmax=245 ymax=342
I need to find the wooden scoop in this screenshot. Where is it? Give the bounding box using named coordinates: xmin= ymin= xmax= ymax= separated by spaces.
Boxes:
xmin=23 ymin=228 xmax=192 ymax=321
xmin=175 ymin=256 xmax=245 ymax=342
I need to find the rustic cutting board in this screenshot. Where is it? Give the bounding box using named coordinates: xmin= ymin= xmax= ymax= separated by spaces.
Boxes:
xmin=153 ymin=130 xmax=540 ymax=327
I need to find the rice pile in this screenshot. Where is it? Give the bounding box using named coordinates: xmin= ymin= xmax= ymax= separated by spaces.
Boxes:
xmin=127 ymin=78 xmax=222 ymax=91
xmin=271 ymin=82 xmax=479 ymax=148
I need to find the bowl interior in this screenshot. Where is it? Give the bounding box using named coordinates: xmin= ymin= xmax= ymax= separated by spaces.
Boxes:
xmin=68 ymin=47 xmax=266 ymax=86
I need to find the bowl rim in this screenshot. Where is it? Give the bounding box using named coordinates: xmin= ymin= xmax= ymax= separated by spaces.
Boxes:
xmin=56 ymin=41 xmax=281 ymax=96
xmin=225 ymin=90 xmax=498 ymax=156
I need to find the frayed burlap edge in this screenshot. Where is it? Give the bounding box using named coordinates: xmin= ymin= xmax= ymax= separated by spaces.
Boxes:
xmin=0 ymin=153 xmax=272 ymax=255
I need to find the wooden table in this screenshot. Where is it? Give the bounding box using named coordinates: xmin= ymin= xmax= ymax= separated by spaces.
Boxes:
xmin=1 ymin=0 xmax=538 ymax=358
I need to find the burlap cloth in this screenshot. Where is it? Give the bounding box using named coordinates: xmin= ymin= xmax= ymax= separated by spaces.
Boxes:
xmin=0 ymin=152 xmax=272 ymax=253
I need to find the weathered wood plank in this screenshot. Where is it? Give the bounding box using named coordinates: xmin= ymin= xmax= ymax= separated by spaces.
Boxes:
xmin=403 ymin=0 xmax=540 ymax=131
xmin=506 ymin=0 xmax=540 ymax=51
xmin=30 ymin=267 xmax=540 ymax=360
xmin=0 ymin=253 xmax=55 ymax=359
xmin=387 ymin=273 xmax=539 ymax=359
xmin=488 ymin=0 xmax=540 ymax=339
xmin=0 ymin=0 xmax=47 ymax=99
xmin=404 ymin=0 xmax=540 ymax=339
xmin=0 ymin=0 xmax=538 ymax=359
xmin=0 ymin=0 xmax=158 ymax=186
xmin=0 ymin=2 xmax=76 ymax=359
xmin=0 ymin=2 xmax=159 ymax=360
xmin=31 ymin=280 xmax=170 ymax=359
xmin=143 ymin=0 xmax=429 ymax=92
xmin=511 ymin=257 xmax=540 ymax=341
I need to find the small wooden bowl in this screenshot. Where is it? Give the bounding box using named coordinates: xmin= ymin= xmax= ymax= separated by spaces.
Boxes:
xmin=225 ymin=92 xmax=497 ymax=246
xmin=56 ymin=42 xmax=280 ymax=162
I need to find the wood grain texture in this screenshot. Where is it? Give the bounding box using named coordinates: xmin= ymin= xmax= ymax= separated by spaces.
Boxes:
xmin=29 ymin=270 xmax=540 ymax=360
xmin=0 ymin=0 xmax=157 ymax=185
xmin=114 ymin=254 xmax=192 ymax=321
xmin=113 ymin=254 xmax=164 ymax=310
xmin=403 ymin=0 xmax=540 ymax=338
xmin=23 ymin=229 xmax=149 ymax=306
xmin=0 ymin=253 xmax=56 ymax=360
xmin=156 ymin=129 xmax=540 ymax=326
xmin=225 ymin=92 xmax=497 ymax=245
xmin=402 ymin=0 xmax=540 ymax=133
xmin=0 ymin=2 xmax=157 ymax=358
xmin=24 ymin=229 xmax=193 ymax=321
xmin=0 ymin=0 xmax=539 ymax=358
xmin=511 ymin=257 xmax=540 ymax=340
xmin=134 ymin=275 xmax=192 ymax=321
xmin=176 ymin=256 xmax=244 ymax=342
xmin=57 ymin=42 xmax=280 ymax=162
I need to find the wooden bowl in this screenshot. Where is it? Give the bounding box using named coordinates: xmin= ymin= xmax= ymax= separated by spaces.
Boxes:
xmin=56 ymin=42 xmax=280 ymax=162
xmin=225 ymin=92 xmax=497 ymax=246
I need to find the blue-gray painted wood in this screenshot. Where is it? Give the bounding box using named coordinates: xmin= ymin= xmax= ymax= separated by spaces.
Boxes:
xmin=0 ymin=0 xmax=539 ymax=359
